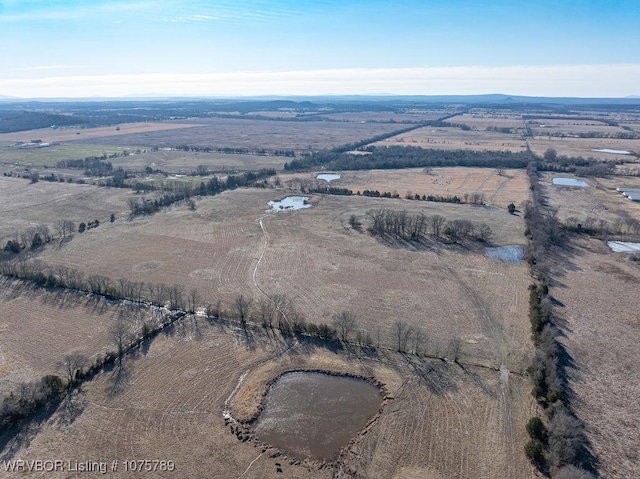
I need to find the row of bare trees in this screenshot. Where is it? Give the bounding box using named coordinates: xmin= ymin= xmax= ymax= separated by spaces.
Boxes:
xmin=524 ymin=164 xmax=596 ymax=478
xmin=564 ymin=214 xmax=640 ymax=237
xmin=363 ymin=208 xmax=491 ymax=243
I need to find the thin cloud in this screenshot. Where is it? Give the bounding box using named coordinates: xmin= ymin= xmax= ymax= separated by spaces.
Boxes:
xmin=2 ymin=65 xmax=639 ymax=98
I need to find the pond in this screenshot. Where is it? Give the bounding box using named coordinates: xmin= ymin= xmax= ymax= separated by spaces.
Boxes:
xmin=607 ymin=241 xmax=640 ymax=253
xmin=267 ymin=196 xmax=311 ymax=212
xmin=317 ymin=173 xmax=341 ymax=182
xmin=486 ymin=245 xmax=525 ymax=264
xmin=253 ymin=372 xmax=383 ymax=461
xmin=552 ymin=177 xmax=590 ymax=187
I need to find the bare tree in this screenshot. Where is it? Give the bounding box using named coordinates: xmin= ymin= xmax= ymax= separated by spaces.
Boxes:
xmin=126 ymin=197 xmax=141 ymax=216
xmin=59 ymin=353 xmax=88 ymax=387
xmin=413 ymin=328 xmax=427 ymax=355
xmin=167 ymin=284 xmax=184 ymax=310
xmin=55 ymin=219 xmax=75 ymax=238
xmin=448 ymin=336 xmax=462 ymax=362
xmin=257 ymin=298 xmax=276 ymax=330
xmin=234 ymin=294 xmax=252 ymax=328
xmin=87 ymin=274 xmax=112 ymax=295
xmin=187 ymin=288 xmax=200 ymax=314
xmin=392 ymin=320 xmax=413 ymax=352
xmin=110 ymin=319 xmax=131 ymax=368
xmin=333 ymin=311 xmax=358 ymax=342
xmin=429 ymin=215 xmax=446 ymax=239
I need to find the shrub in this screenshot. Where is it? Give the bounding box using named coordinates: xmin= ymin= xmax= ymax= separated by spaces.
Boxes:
xmin=525 ymin=439 xmax=546 ymax=469
xmin=526 ymin=416 xmax=548 ymax=443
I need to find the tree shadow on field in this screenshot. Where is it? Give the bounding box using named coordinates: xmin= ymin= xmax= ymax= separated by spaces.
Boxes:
xmin=402 ymin=355 xmax=458 ymax=395
xmin=544 ymin=237 xmax=585 ymax=289
xmin=0 ymin=400 xmax=62 ymax=462
xmin=84 ymin=295 xmax=110 ymax=315
xmin=373 ymin=234 xmax=440 ymax=253
xmin=56 ymin=390 xmax=86 ymax=426
xmin=39 ymin=287 xmax=82 ymax=310
xmin=107 ymin=364 xmax=130 ymax=396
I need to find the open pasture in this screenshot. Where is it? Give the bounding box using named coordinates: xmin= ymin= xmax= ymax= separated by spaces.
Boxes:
xmin=318 ymin=110 xmax=449 ymax=123
xmin=0 ymin=279 xmax=147 ymax=395
xmin=0 ymin=122 xmax=201 ymax=144
xmin=3 ymin=319 xmax=536 ymax=479
xmin=445 ymin=113 xmax=525 ymax=130
xmin=529 ymin=136 xmax=640 ymax=160
xmin=0 ymin=177 xmax=134 ymax=243
xmin=0 ymin=143 xmax=130 ymax=169
xmin=279 ymin=167 xmax=530 ymax=208
xmin=542 ymin=175 xmax=640 ymax=478
xmin=528 ymin=120 xmax=634 ymax=137
xmin=373 ymin=126 xmax=528 ymax=153
xmin=32 ymin=187 xmax=530 ymax=369
xmin=110 ymin=148 xmax=288 ymax=173
xmin=254 ymin=193 xmax=531 ymax=370
xmin=547 ymin=237 xmax=640 ymax=479
xmin=540 ymin=172 xmax=640 ymax=225
xmin=72 ymin=117 xmax=404 ymax=153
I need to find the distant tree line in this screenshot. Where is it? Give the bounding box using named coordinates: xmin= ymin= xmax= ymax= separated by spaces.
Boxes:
xmin=285 ymin=146 xmax=535 ymax=171
xmin=541 ymin=131 xmax=638 ymax=139
xmin=172 ymin=144 xmax=297 ymax=157
xmin=126 ymin=168 xmax=276 ymax=217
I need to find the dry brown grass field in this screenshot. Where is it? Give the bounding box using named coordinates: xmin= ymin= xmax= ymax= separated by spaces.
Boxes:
xmin=541 ymin=177 xmax=640 ymax=479
xmin=546 ymin=238 xmax=640 ymax=479
xmin=109 ymin=148 xmax=288 ymax=173
xmin=373 ymin=126 xmax=528 ymax=153
xmin=278 ymin=167 xmax=530 ymax=208
xmin=445 ymin=113 xmax=525 ymax=130
xmin=0 ymin=177 xmax=135 ymax=243
xmin=318 ymin=110 xmax=449 ymax=122
xmin=31 ymin=187 xmax=531 ymax=372
xmin=528 ymin=136 xmax=640 ymax=160
xmin=540 ymin=173 xmax=640 ymax=224
xmin=0 ymin=279 xmax=150 ymax=395
xmin=0 ymin=122 xmax=201 ymax=144
xmin=70 ymin=117 xmax=404 ymax=153
xmin=2 ymin=319 xmax=537 ymax=479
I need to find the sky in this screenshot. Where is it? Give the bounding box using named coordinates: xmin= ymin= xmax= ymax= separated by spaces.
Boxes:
xmin=1 ymin=0 xmax=639 ymax=98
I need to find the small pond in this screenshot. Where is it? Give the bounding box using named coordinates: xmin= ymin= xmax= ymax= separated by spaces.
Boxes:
xmin=268 ymin=196 xmax=311 ymax=212
xmin=607 ymin=241 xmax=640 ymax=253
xmin=317 ymin=173 xmax=341 ymax=182
xmin=552 ymin=177 xmax=590 ymax=187
xmin=253 ymin=372 xmax=383 ymax=461
xmin=486 ymin=245 xmax=525 ymax=264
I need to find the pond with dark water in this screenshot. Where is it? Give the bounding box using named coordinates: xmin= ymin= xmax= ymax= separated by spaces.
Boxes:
xmin=253 ymin=372 xmax=383 ymax=461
